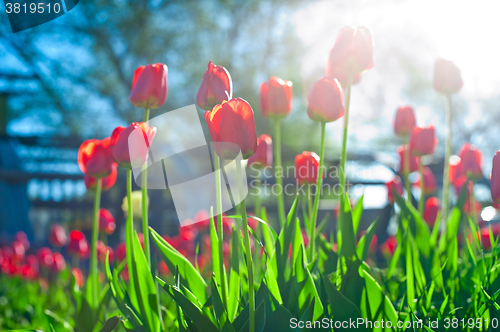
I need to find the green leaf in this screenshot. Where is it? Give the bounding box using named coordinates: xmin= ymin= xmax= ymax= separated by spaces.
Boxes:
xmin=352 ymin=194 xmax=364 ymax=235
xmin=212 ymin=276 xmax=236 ymax=332
xmin=129 ymin=231 xmax=160 ymax=331
xmin=323 ymin=275 xmax=367 ymax=331
xmin=228 ymin=224 xmax=241 ymax=321
xmin=356 ymin=217 xmax=380 ymax=261
xmin=98 ymin=316 xmax=121 ymax=332
xmin=150 ymin=227 xmax=207 ymax=304
xmin=339 ymin=193 xmax=357 ymax=261
xmin=260 ymin=208 xmax=276 ymax=256
xmin=210 ymin=212 xmax=224 ymax=301
xmin=165 ymin=285 xmax=219 ymax=332
xmin=238 ymin=300 xmax=266 ymax=332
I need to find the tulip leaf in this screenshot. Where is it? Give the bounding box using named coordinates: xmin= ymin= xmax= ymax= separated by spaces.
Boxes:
xmin=98 ymin=316 xmax=121 ymax=332
xmin=129 ymin=230 xmax=160 ymax=331
xmin=150 ymin=227 xmax=207 ymax=304
xmin=228 ymin=224 xmax=241 ymax=321
xmin=352 ymin=194 xmax=364 ymax=235
xmin=165 ymin=285 xmax=219 ymax=332
xmin=211 ymin=276 xmax=236 ymax=332
xmin=356 ymin=217 xmax=380 ymax=262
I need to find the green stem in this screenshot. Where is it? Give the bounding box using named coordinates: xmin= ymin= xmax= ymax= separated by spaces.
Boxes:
xmin=142 ymin=108 xmax=151 ymax=267
xmin=273 ymin=119 xmax=286 ymax=227
xmin=90 ymin=177 xmax=102 ymax=306
xmin=418 ymin=158 xmax=425 ymax=215
xmin=442 ymin=94 xmax=452 ymax=230
xmin=214 ymin=156 xmax=228 ymax=310
xmin=338 ymin=77 xmax=353 ymax=255
xmin=126 ymin=168 xmax=134 ymax=252
xmin=307 ymin=184 xmax=313 ymax=226
xmin=254 ymin=176 xmax=262 ymax=218
xmin=236 ymin=160 xmax=254 ymax=332
xmin=404 ymin=139 xmax=412 ymax=200
xmin=308 ymin=122 xmax=326 ymax=262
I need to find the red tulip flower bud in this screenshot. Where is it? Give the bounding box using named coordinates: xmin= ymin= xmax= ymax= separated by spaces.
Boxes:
xmin=129 ymin=63 xmax=168 ymax=109
xmin=26 ymin=254 xmax=39 ymax=272
xmin=71 ymin=267 xmax=84 ymax=288
xmin=491 ymin=151 xmax=500 ymax=204
xmin=115 ymin=242 xmax=127 ymax=262
xmin=97 ymin=241 xmax=114 ymax=264
xmin=394 ymin=106 xmax=416 ymax=137
xmin=397 ymin=145 xmax=419 ymax=174
xmin=423 ymin=197 xmax=440 ymax=226
xmin=197 ymin=61 xmax=232 ymax=111
xmin=260 ymin=76 xmax=293 ymax=119
xmin=84 ymin=165 xmax=117 ymax=192
xmin=51 ymin=252 xmax=66 ymax=273
xmin=37 ymin=247 xmax=54 ymax=268
xmin=433 ymin=58 xmax=463 ymax=94
xmin=386 ymin=176 xmax=404 ymax=203
xmin=67 ymin=230 xmax=89 ymax=258
xmin=205 ymin=98 xmax=257 ymax=160
xmin=380 ymin=236 xmax=397 ymax=256
xmin=110 ymin=122 xmax=157 ymax=168
xmin=325 ymin=26 xmax=374 ymax=81
xmin=14 ymin=231 xmax=30 ymax=251
xmin=99 ymin=208 xmax=116 ymax=235
xmin=78 ymin=137 xmax=117 ymax=178
xmin=248 ymin=134 xmax=273 ymax=168
xmin=413 ymin=166 xmax=437 ymax=195
xmin=457 ymin=143 xmax=483 ymax=181
xmin=11 ymin=240 xmax=25 ymax=262
xmin=157 ymin=261 xmax=169 ymax=276
xmin=295 ymin=151 xmax=320 ymax=186
xmin=49 ymin=224 xmax=67 ymax=248
xmin=409 ymin=125 xmax=437 ymax=156
xmin=307 ymin=77 xmax=344 ymax=123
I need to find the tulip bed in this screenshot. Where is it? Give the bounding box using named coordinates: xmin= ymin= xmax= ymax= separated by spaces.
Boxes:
xmin=2 ymin=26 xmax=500 ymax=332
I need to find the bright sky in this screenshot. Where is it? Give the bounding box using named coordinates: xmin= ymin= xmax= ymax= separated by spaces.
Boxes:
xmin=291 ymin=0 xmax=500 ymax=156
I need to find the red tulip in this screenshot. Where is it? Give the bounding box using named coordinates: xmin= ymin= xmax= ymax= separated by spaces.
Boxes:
xmin=205 ymin=98 xmax=257 ymax=160
xmin=129 ymin=63 xmax=168 ymax=109
xmin=67 ymin=230 xmax=89 ymax=258
xmin=394 ymin=106 xmax=416 ymax=137
xmin=423 ymin=197 xmax=440 ymax=226
xmin=157 ymin=261 xmax=169 ymax=276
xmin=197 ymin=61 xmax=232 ymax=110
xmin=479 ymin=224 xmax=500 ymax=250
xmin=248 ymin=134 xmax=273 ymax=168
xmin=386 ymin=176 xmax=404 ymax=203
xmin=49 ymin=224 xmax=67 ymax=248
xmin=433 ymin=58 xmax=463 ymax=94
xmin=409 ymin=125 xmax=437 ymax=156
xmin=413 ymin=166 xmax=437 ymax=195
xmin=380 ymin=236 xmax=397 ymax=255
xmin=37 ymin=247 xmax=54 ymax=268
xmin=84 ymin=165 xmax=117 ymax=192
xmin=13 ymin=231 xmax=29 ymax=251
xmin=397 ymin=145 xmax=419 ymax=174
xmin=260 ymin=76 xmax=293 ymax=119
xmin=99 ymin=208 xmax=116 ymax=235
xmin=97 ymin=241 xmax=114 ymax=264
xmin=491 ymin=151 xmax=500 ymax=204
xmin=456 ymin=143 xmax=483 ymax=181
xmin=20 ymin=264 xmax=38 ymax=280
xmin=325 ymin=26 xmax=373 ymax=82
xmin=110 ymin=122 xmax=157 ymax=168
xmin=71 ymin=267 xmax=84 ymax=288
xmin=115 ymin=242 xmax=127 ymax=262
xmin=51 ymin=252 xmax=66 ymax=272
xmin=295 ymin=151 xmax=320 ymax=186
xmin=11 ymin=241 xmax=25 ymax=262
xmin=78 ymin=138 xmax=116 ymax=178
xmin=307 ymin=77 xmax=344 ymax=123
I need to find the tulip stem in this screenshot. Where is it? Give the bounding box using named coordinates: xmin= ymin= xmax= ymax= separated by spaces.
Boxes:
xmin=338 ymin=77 xmax=353 ymax=256
xmin=214 ymin=156 xmax=228 ymax=310
xmin=308 ymin=122 xmax=326 ymax=262
xmin=236 ymin=160 xmax=254 ymax=332
xmin=90 ymin=177 xmax=102 ymax=307
xmin=142 ymin=108 xmax=151 ymax=267
xmin=442 ymin=94 xmax=452 ymax=230
xmin=404 ymin=138 xmax=412 ymax=201
xmin=273 ymin=119 xmax=286 ymax=227
xmin=308 ymin=184 xmax=313 ymax=225
xmin=419 ymin=158 xmax=425 ymax=215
